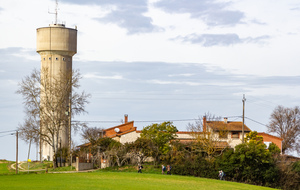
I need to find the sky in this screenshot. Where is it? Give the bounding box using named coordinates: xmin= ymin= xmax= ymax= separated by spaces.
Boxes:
xmin=0 ymin=0 xmax=299 ymax=161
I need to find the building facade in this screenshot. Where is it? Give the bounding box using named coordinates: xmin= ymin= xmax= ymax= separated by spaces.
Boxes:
xmin=36 ymin=23 xmax=77 ymax=161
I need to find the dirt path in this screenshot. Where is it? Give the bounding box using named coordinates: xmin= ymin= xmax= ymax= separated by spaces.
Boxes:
xmin=10 ymin=161 xmax=25 ymax=171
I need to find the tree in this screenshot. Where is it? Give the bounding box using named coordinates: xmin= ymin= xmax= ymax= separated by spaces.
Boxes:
xmin=187 ymin=114 xmax=230 ymax=162
xmin=18 ymin=108 xmax=40 ymax=161
xmin=127 ymin=138 xmax=155 ymax=164
xmin=140 ymin=121 xmax=178 ymax=162
xmin=218 ymin=131 xmax=279 ymax=187
xmin=267 ymin=105 xmax=300 ymax=155
xmin=17 ymin=68 xmax=90 ymax=168
xmin=81 ymin=126 xmax=104 ymax=145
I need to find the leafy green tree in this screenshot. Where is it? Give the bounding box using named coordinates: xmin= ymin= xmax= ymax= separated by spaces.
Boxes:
xmin=219 ymin=131 xmax=279 ymax=187
xmin=268 ymin=142 xmax=281 ymax=156
xmin=140 ymin=121 xmax=178 ymax=162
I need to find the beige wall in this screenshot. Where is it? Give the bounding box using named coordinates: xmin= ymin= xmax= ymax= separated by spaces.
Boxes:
xmin=120 ymin=131 xmax=140 ymax=144
xmin=37 ymin=25 xmax=77 ymax=55
xmin=37 ymin=24 xmax=77 ymax=161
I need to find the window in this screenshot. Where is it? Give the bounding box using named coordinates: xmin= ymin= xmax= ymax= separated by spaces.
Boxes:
xmin=62 ymin=57 xmax=65 ymax=61
xmin=232 ymin=132 xmax=239 ymax=139
xmin=43 ymin=57 xmax=45 ymax=61
xmin=49 ymin=57 xmax=51 ymax=60
xmin=264 ymin=142 xmax=272 ymax=148
xmin=55 ymin=57 xmax=59 ymax=61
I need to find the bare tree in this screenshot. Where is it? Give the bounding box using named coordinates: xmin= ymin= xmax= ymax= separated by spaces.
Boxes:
xmin=267 ymin=105 xmax=300 ymax=155
xmin=18 ymin=107 xmax=40 ymax=161
xmin=16 ymin=67 xmax=90 ymax=168
xmin=187 ymin=114 xmax=230 ymax=162
xmin=81 ymin=126 xmax=104 ymax=144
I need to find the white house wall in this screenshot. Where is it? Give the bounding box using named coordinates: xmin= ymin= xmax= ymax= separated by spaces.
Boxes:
xmin=120 ymin=131 xmax=140 ymax=144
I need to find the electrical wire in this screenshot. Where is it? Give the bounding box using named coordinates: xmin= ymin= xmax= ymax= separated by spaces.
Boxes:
xmin=245 ymin=117 xmax=268 ymax=127
xmin=0 ymin=130 xmax=17 ymax=134
xmin=72 ymin=119 xmax=197 ymax=124
xmin=73 ymin=116 xmax=243 ymax=124
xmin=0 ymin=133 xmax=15 ymax=138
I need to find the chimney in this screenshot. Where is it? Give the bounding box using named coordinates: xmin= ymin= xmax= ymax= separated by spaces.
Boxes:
xmin=203 ymin=116 xmax=206 ymax=132
xmin=224 ymin=117 xmax=228 ymax=124
xmin=124 ymin=114 xmax=128 ymax=124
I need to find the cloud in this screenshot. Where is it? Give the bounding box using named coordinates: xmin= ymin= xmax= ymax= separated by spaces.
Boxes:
xmin=168 ymin=73 xmax=195 ymax=77
xmin=172 ymin=33 xmax=270 ymax=47
xmin=290 ymin=7 xmax=300 ymax=11
xmin=83 ymin=73 xmax=123 ymax=80
xmin=147 ymin=79 xmax=204 ymax=86
xmin=250 ymin=19 xmax=267 ymax=25
xmin=154 ymin=0 xmax=245 ymax=26
xmin=61 ymin=0 xmax=162 ymax=34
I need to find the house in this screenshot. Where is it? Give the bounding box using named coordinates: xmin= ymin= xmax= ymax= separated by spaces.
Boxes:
xmin=101 ymin=114 xmax=140 ymax=144
xmin=79 ymin=115 xmax=283 ymax=153
xmin=257 ymin=132 xmax=283 ymax=153
xmin=75 ymin=115 xmax=285 ymax=170
xmin=203 ymin=116 xmax=252 ymax=149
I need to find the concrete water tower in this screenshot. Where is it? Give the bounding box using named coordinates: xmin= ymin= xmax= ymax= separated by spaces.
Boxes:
xmin=36 ymin=2 xmax=77 ymax=161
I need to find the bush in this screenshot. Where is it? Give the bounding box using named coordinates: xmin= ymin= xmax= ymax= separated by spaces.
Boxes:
xmin=277 ymin=160 xmax=300 ymax=190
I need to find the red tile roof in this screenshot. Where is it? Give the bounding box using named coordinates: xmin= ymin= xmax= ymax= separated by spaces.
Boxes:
xmin=207 ymin=121 xmax=251 ymax=132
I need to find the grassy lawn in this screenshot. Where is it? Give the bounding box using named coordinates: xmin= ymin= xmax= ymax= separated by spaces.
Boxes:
xmin=0 ymin=171 xmax=276 ymax=190
xmin=0 ymin=161 xmax=14 ymax=174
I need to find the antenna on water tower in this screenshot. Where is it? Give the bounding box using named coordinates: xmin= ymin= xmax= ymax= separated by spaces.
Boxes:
xmin=48 ymin=0 xmax=59 ymax=24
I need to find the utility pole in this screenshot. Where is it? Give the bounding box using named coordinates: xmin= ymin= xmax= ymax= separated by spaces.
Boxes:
xmin=242 ymin=94 xmax=246 ymax=143
xmin=60 ymin=137 xmax=62 ymax=167
xmin=16 ymin=130 xmax=18 ymax=174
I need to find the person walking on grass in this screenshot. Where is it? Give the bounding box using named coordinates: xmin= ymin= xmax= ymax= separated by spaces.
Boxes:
xmin=167 ymin=165 xmax=171 ymax=175
xmin=138 ymin=164 xmax=143 ymax=173
xmin=162 ymin=165 xmax=166 ymax=174
xmin=218 ymin=170 xmax=225 ymax=180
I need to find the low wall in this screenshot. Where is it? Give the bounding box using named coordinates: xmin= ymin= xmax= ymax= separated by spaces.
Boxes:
xmin=75 ymin=157 xmax=93 ymax=171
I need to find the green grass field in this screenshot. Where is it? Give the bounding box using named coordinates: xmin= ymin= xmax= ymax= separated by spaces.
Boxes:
xmin=0 ymin=161 xmax=14 ymax=174
xmin=0 ymin=171 xmax=276 ymax=190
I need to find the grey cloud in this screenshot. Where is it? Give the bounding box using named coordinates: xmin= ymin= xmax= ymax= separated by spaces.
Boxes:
xmin=173 ymin=33 xmax=270 ymax=47
xmin=61 ymin=0 xmax=161 ymax=34
xmin=290 ymin=7 xmax=300 ymax=11
xmin=154 ymin=0 xmax=245 ymax=26
xmin=250 ymin=19 xmax=267 ymax=25
xmin=243 ymin=35 xmax=270 ymax=44
xmin=99 ymin=7 xmax=163 ymax=34
xmin=0 ymin=47 xmax=38 ymax=80
xmin=78 ymin=61 xmax=300 ymax=92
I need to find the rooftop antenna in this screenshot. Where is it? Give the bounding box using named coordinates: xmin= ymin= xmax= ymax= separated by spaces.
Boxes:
xmin=48 ymin=0 xmax=59 ymax=24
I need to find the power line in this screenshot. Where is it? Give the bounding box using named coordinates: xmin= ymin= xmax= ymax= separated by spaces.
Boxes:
xmin=135 ymin=119 xmax=196 ymax=123
xmin=73 ymin=116 xmax=243 ymax=124
xmin=91 ymin=97 xmax=238 ymax=101
xmin=72 ymin=120 xmax=121 ymax=123
xmin=0 ymin=133 xmax=15 ymax=138
xmin=72 ymin=119 xmax=198 ymax=124
xmin=245 ymin=117 xmax=268 ymax=127
xmin=0 ymin=130 xmax=17 ymax=134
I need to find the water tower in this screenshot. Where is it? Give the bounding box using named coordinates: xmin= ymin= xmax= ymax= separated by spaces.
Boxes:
xmin=36 ymin=2 xmax=77 ymax=161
